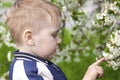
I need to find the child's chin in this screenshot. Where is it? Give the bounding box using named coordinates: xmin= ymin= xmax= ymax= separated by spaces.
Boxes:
xmin=48 ymin=54 xmax=54 ymax=59
xmin=49 ymin=51 xmax=56 ymax=58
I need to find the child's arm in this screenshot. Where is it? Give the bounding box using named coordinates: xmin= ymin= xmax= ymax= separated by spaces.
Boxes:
xmin=82 ymin=58 xmax=105 ymax=80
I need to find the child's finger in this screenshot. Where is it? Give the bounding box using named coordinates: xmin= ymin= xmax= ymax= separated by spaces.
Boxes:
xmin=92 ymin=57 xmax=105 ymax=66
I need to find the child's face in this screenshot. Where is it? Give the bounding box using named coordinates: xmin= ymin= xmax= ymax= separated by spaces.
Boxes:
xmin=33 ymin=26 xmax=61 ymax=59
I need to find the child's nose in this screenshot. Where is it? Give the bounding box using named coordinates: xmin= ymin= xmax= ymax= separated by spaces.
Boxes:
xmin=56 ymin=37 xmax=61 ymax=44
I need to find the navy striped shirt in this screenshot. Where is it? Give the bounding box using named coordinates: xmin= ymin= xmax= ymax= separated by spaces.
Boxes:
xmin=9 ymin=50 xmax=67 ymax=80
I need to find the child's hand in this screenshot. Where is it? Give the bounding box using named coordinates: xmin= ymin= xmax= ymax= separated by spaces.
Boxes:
xmin=82 ymin=58 xmax=105 ymax=80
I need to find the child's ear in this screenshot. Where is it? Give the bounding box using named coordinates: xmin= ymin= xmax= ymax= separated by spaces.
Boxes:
xmin=23 ymin=30 xmax=35 ymax=46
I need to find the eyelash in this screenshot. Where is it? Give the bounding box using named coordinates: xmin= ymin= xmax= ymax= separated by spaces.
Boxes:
xmin=52 ymin=34 xmax=57 ymax=37
xmin=52 ymin=31 xmax=60 ymax=38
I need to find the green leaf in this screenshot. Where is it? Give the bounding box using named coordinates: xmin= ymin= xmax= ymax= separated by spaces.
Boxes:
xmin=1 ymin=2 xmax=12 ymax=8
xmin=0 ymin=43 xmax=15 ymax=76
xmin=104 ymin=47 xmax=109 ymax=53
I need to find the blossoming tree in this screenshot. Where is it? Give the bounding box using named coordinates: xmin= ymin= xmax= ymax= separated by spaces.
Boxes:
xmin=0 ymin=0 xmax=120 ymax=80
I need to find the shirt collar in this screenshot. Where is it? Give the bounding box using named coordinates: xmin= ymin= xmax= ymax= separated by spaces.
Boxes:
xmin=14 ymin=50 xmax=51 ymax=64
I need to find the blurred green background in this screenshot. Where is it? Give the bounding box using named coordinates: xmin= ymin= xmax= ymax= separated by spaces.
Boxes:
xmin=0 ymin=0 xmax=120 ymax=80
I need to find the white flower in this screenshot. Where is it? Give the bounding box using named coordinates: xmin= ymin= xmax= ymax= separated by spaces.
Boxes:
xmin=96 ymin=13 xmax=104 ymax=20
xmin=104 ymin=16 xmax=114 ymax=25
xmin=0 ymin=26 xmax=6 ymax=34
xmin=112 ymin=30 xmax=120 ymax=46
xmin=74 ymin=57 xmax=81 ymax=62
xmin=101 ymin=12 xmax=107 ymax=17
xmin=103 ymin=52 xmax=113 ymax=60
xmin=109 ymin=3 xmax=119 ymax=14
xmin=7 ymin=51 xmax=12 ymax=61
xmin=103 ymin=30 xmax=120 ymax=70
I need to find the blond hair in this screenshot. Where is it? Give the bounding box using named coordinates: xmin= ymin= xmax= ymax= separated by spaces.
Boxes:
xmin=6 ymin=0 xmax=61 ymax=45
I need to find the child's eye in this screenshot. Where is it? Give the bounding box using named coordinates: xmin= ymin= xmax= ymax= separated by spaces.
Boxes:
xmin=51 ymin=30 xmax=60 ymax=38
xmin=52 ymin=34 xmax=57 ymax=38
